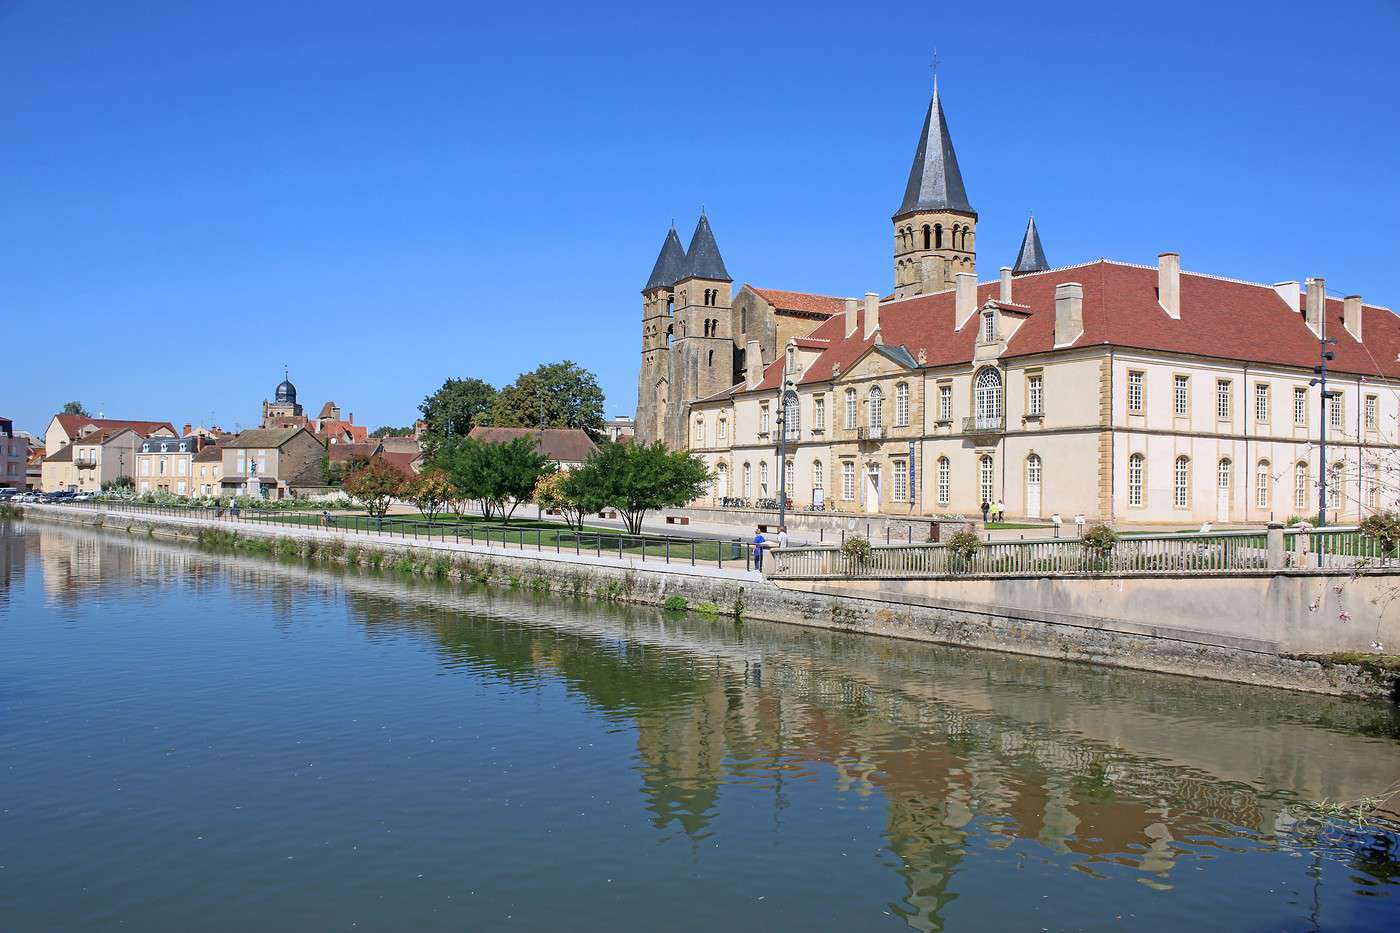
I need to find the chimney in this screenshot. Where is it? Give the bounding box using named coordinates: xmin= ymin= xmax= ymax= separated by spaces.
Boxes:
xmin=1055 ymin=282 xmax=1084 ymax=346
xmin=348 ymin=411 xmax=354 ymax=424
xmin=1157 ymin=252 xmax=1180 ymax=319
xmin=863 ymin=292 xmax=880 ymax=340
xmin=183 ymin=423 xmax=192 ymax=438
xmin=1344 ymin=294 xmax=1363 ymax=341
xmin=745 ymin=339 xmax=764 ymax=389
xmin=955 ymin=272 xmax=978 ymax=329
xmin=1273 ymin=280 xmax=1301 ymax=312
xmin=1305 ymin=277 xmax=1326 ymax=334
xmin=999 ymin=267 xmax=1012 ymax=304
xmin=844 ymin=298 xmax=858 ymax=338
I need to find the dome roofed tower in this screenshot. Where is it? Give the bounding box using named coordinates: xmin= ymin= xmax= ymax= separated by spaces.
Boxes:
xmin=275 ymin=371 xmax=298 ymax=405
xmin=261 ymin=368 xmax=304 ymax=426
xmin=892 ymin=79 xmax=978 ymax=298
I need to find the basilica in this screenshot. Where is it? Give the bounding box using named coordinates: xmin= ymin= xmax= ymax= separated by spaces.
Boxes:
xmin=636 ymin=83 xmax=1397 ymax=524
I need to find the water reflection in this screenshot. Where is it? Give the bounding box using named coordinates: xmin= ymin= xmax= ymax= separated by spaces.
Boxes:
xmin=8 ymin=521 xmax=1400 ymax=931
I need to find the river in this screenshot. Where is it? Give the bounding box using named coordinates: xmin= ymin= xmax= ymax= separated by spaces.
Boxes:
xmin=2 ymin=521 xmax=1398 ymax=931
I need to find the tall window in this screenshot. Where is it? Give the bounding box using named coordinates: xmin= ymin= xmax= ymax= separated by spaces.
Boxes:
xmin=895 ymin=383 xmax=910 ymax=426
xmin=979 ymin=455 xmax=994 ymax=504
xmin=1365 ymin=395 xmax=1378 ymax=432
xmin=1329 ymin=395 xmax=1343 ymax=429
xmin=1294 ymin=387 xmax=1307 ymax=426
xmin=1128 ymin=453 xmax=1144 ymax=507
xmin=784 ymin=459 xmax=794 ymax=495
xmin=842 ymin=461 xmax=856 ymax=500
xmin=1294 ymin=462 xmax=1308 ymax=510
xmin=937 ymin=457 xmax=950 ymax=505
xmin=784 ymin=395 xmax=799 ymax=440
xmin=1255 ymin=460 xmax=1270 ymax=509
xmin=868 ymin=386 xmax=884 ymax=427
xmin=1366 ymin=462 xmax=1379 ymax=510
xmin=981 ymin=310 xmax=996 ymax=343
xmin=1218 ymin=459 xmax=1231 ymax=499
xmin=1255 ymin=383 xmax=1270 ymax=423
xmin=845 ymin=390 xmax=858 ymax=429
xmin=974 ymin=368 xmax=1003 ymax=426
xmin=1173 ymin=456 xmax=1190 ymax=508
xmin=743 ymin=462 xmax=752 ymax=497
xmin=939 ymin=384 xmax=953 ymax=422
xmin=812 ymin=460 xmax=824 ymax=493
xmin=893 ymin=459 xmax=908 ymax=502
xmin=1028 ymin=373 xmax=1043 ymax=417
xmin=813 ymin=397 xmax=825 ymax=430
xmin=1127 ymin=371 xmax=1144 ymax=414
xmin=718 ymin=417 xmax=727 ymax=440
xmin=716 ymin=463 xmax=728 ymax=497
xmin=1174 ymin=375 xmax=1190 ymax=417
xmin=1216 ymin=380 xmax=1232 ymax=420
xmin=759 ymin=404 xmax=770 ymax=435
xmin=694 ymin=420 xmax=704 ymax=444
xmin=159 ymin=457 xmax=167 ymax=475
xmin=760 ymin=461 xmax=769 ymax=496
xmin=1328 ymin=462 xmax=1343 ymax=509
xmin=1026 ymin=453 xmax=1041 ymax=495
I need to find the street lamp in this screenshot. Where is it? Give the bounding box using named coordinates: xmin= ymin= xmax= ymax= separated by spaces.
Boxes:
xmin=774 ymin=379 xmax=797 ymax=529
xmin=1309 ymin=336 xmax=1339 ymax=526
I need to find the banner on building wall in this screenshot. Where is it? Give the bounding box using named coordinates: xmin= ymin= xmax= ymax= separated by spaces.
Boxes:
xmin=908 ymin=441 xmax=917 ymax=502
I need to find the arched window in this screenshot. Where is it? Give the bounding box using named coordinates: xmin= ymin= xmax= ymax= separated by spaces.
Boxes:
xmin=1218 ymin=458 xmax=1232 ymax=492
xmin=845 ymin=389 xmax=858 ymax=429
xmin=952 ymin=224 xmax=961 ymax=249
xmin=935 ymin=223 xmax=943 ymax=249
xmin=868 ymin=385 xmax=884 ymax=427
xmin=693 ymin=419 xmax=704 ymax=445
xmin=937 ymin=456 xmax=950 ymax=505
xmin=974 ymin=368 xmax=1003 ymax=427
xmin=742 ymin=462 xmax=752 ymax=498
xmin=922 ymin=224 xmax=931 ymax=250
xmin=716 ymin=462 xmax=729 ymax=498
xmin=784 ymin=459 xmax=794 ymax=495
xmin=895 ymin=383 xmax=910 ymax=426
xmin=1294 ymin=461 xmax=1308 ymax=510
xmin=1174 ymin=456 xmax=1190 ymax=508
xmin=707 ymin=350 xmax=714 ymax=367
xmin=1128 ymin=453 xmax=1144 ymax=507
xmin=760 ymin=461 xmax=769 ymax=496
xmin=979 ymin=454 xmax=995 ymax=505
xmin=812 ymin=460 xmax=824 ymax=493
xmin=1328 ymin=461 xmax=1343 ymax=509
xmin=667 ymin=296 xmax=674 ymax=315
xmin=1256 ymin=460 xmax=1271 ymax=510
xmin=666 ymin=324 xmax=673 ymax=347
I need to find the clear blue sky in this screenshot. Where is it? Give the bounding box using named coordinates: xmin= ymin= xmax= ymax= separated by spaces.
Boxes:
xmin=4 ymin=0 xmax=1399 ymax=437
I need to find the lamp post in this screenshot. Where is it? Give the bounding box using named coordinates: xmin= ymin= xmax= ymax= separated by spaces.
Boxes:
xmin=1310 ymin=335 xmax=1339 ymax=526
xmin=774 ymin=379 xmax=796 ymax=529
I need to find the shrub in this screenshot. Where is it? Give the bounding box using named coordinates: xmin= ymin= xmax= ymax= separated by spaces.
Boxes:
xmin=841 ymin=536 xmax=873 ymax=566
xmin=1081 ymin=523 xmax=1119 ymax=554
xmin=662 ymin=595 xmax=689 ymax=611
xmin=1360 ymin=512 xmax=1400 ymax=554
xmin=945 ymin=530 xmax=983 ymax=566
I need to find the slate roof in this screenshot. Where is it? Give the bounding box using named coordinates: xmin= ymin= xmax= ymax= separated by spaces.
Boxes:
xmin=224 ymin=427 xmax=317 ymax=449
xmin=735 ymin=259 xmax=1396 ymax=393
xmin=137 ymin=437 xmax=200 ymax=454
xmin=677 ymin=214 xmax=731 ymax=282
xmin=467 ymin=426 xmax=599 ymax=463
xmin=644 ymin=226 xmax=688 ymax=291
xmin=896 ymin=81 xmax=974 ymax=218
xmin=748 ymin=287 xmax=844 ymax=317
xmin=1012 ymin=214 xmax=1049 ymax=274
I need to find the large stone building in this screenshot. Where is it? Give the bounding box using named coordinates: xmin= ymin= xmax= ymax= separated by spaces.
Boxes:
xmin=644 ymin=82 xmax=1398 ymax=524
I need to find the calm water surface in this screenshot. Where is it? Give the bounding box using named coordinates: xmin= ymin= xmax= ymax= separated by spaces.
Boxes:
xmin=2 ymin=522 xmax=1399 ymax=931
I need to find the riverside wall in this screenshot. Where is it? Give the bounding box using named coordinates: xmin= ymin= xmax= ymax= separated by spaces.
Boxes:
xmin=16 ymin=503 xmax=1399 ymax=701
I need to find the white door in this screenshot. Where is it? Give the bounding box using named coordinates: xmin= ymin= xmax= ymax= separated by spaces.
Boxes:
xmin=1216 ymin=459 xmax=1231 ymax=523
xmin=865 ymin=466 xmax=881 ymax=514
xmin=1026 ymin=455 xmax=1042 ymax=519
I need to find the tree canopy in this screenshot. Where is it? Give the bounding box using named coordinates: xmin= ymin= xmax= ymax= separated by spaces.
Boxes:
xmin=371 ymin=425 xmax=416 ymax=438
xmin=62 ymin=401 xmax=89 ymax=416
xmin=563 ymin=441 xmax=710 ymax=534
xmin=405 ymin=468 xmax=457 ymax=522
xmin=432 ymin=436 xmax=551 ymax=522
xmin=418 ymin=378 xmax=497 ymax=451
xmin=489 ymin=361 xmax=605 ymax=440
xmin=343 ymin=457 xmax=406 ymax=518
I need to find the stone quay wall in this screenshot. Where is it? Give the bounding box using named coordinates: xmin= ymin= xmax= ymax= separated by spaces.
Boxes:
xmin=16 ymin=503 xmax=1398 ymax=701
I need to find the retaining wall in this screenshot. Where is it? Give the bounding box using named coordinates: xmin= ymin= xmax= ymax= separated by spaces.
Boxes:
xmin=16 ymin=503 xmax=1398 ymax=701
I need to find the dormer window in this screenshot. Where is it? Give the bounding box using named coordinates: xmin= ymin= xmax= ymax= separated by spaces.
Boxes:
xmin=981 ymin=309 xmax=996 ymax=343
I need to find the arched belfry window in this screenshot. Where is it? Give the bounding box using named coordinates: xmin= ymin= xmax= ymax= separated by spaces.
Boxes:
xmin=922 ymin=224 xmax=931 ymax=250
xmin=934 ymin=224 xmax=943 ymax=249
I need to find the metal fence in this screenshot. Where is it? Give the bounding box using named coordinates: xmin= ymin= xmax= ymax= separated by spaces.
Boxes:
xmin=769 ymin=525 xmax=1398 ymax=580
xmin=37 ymin=501 xmax=758 ymax=571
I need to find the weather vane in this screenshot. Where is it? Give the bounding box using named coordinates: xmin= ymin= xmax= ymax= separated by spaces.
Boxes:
xmin=931 ymin=48 xmax=941 ymax=80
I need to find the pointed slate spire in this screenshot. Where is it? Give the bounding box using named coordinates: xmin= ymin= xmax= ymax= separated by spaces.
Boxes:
xmin=895 ymin=80 xmax=974 ymax=218
xmin=1012 ymin=213 xmax=1049 ymax=274
xmin=643 ymin=224 xmax=687 ymax=291
xmin=678 ymin=212 xmax=731 ymax=282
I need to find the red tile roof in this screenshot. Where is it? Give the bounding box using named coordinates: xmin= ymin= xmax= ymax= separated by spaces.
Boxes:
xmin=733 ymin=260 xmax=1396 ymax=395
xmin=379 ymin=450 xmax=420 ymax=478
xmin=55 ymin=415 xmax=175 ymax=439
xmin=467 ymin=426 xmax=598 ymax=463
xmin=748 ymin=287 xmax=845 ymax=317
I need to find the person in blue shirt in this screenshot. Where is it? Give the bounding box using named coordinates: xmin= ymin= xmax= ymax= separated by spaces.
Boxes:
xmin=753 ymin=527 xmax=766 ymax=571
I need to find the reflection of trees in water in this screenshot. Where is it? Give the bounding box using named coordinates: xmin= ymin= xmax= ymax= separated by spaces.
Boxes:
xmin=0 ymin=525 xmax=26 ymax=596
xmin=25 ymin=523 xmax=1400 ymax=931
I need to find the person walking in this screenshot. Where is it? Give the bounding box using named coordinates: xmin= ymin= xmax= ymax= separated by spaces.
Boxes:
xmin=752 ymin=526 xmax=767 ymax=572
xmin=994 ymin=499 xmax=1006 ymax=523
xmin=981 ymin=500 xmax=990 ymax=523
xmin=775 ymin=525 xmax=790 ymax=572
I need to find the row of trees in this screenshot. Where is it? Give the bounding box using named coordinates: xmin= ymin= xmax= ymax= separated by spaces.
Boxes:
xmin=341 ymin=439 xmax=710 ymax=535
xmin=417 ymin=361 xmax=606 ymax=452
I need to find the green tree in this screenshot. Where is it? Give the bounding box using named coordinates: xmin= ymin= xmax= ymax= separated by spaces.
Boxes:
xmin=370 ymin=425 xmax=415 ymax=438
xmin=433 ymin=436 xmax=550 ymax=522
xmin=564 ymin=441 xmax=710 ymax=534
xmin=405 ymin=468 xmax=457 ymax=522
xmin=62 ymin=401 xmax=90 ymax=416
xmin=489 ymin=361 xmax=605 ymax=440
xmin=534 ymin=470 xmax=585 ymax=532
xmin=419 ymin=378 xmax=497 ymax=451
xmin=343 ymin=457 xmax=405 ymax=519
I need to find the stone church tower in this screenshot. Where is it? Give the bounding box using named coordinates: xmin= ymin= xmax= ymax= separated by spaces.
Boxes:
xmin=636 ymin=214 xmax=736 ymax=446
xmin=892 ymin=80 xmax=977 ymax=299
